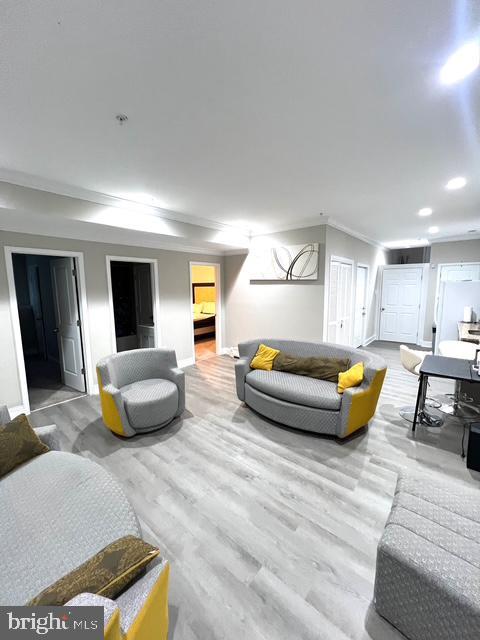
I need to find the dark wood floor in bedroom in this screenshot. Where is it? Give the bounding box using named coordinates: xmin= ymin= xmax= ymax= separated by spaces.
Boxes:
xmin=30 ymin=341 xmax=479 ymax=640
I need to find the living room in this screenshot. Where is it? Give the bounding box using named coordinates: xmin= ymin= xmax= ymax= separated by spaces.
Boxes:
xmin=1 ymin=2 xmax=480 ymax=640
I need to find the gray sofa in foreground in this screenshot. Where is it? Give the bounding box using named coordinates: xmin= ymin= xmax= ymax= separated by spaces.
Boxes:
xmin=235 ymin=339 xmax=387 ymax=438
xmin=374 ymin=473 xmax=480 ymax=640
xmin=0 ymin=406 xmax=169 ymax=639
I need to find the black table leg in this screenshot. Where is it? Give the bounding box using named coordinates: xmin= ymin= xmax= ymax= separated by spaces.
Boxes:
xmin=413 ymin=373 xmax=425 ymax=433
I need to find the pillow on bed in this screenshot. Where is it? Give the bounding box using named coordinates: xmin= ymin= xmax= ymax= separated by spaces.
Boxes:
xmin=193 ymin=303 xmax=204 ymax=314
xmin=202 ymin=301 xmax=216 ymax=314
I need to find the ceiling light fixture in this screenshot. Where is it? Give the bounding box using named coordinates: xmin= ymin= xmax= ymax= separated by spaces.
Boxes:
xmin=418 ymin=207 xmax=433 ymax=217
xmin=445 ymin=176 xmax=467 ymax=190
xmin=440 ymin=41 xmax=480 ymax=85
xmin=428 ymin=226 xmax=439 ymax=234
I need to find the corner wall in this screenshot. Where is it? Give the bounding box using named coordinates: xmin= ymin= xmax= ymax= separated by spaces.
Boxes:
xmin=424 ymin=238 xmax=480 ymax=341
xmin=0 ymin=230 xmax=224 ymax=409
xmin=324 ymin=226 xmax=387 ymax=343
xmin=224 ymin=226 xmax=327 ymax=347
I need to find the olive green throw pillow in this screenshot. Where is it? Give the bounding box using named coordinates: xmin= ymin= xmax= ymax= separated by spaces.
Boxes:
xmin=28 ymin=535 xmax=160 ymax=606
xmin=0 ymin=413 xmax=49 ymax=478
xmin=273 ymin=353 xmax=351 ymax=382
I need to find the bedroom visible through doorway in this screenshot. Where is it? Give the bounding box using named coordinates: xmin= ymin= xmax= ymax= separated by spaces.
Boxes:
xmin=191 ymin=264 xmax=217 ymax=361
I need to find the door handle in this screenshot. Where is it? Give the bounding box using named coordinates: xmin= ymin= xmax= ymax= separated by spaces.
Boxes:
xmin=53 ymin=328 xmax=59 ymax=334
xmin=381 ymin=307 xmax=385 ymax=312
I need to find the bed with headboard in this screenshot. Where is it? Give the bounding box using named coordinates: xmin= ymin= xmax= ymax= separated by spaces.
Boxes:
xmin=192 ymin=282 xmax=216 ymax=342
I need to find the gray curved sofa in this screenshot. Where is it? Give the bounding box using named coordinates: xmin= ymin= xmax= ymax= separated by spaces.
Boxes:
xmin=0 ymin=406 xmax=169 ymax=639
xmin=97 ymin=348 xmax=185 ymax=437
xmin=235 ymin=339 xmax=387 ymax=438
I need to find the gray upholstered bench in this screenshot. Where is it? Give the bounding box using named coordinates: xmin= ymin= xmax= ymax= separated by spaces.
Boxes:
xmin=374 ymin=473 xmax=480 ymax=640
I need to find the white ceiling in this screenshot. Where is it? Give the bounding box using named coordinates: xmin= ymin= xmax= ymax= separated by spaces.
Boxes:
xmin=1 ymin=0 xmax=479 ymax=245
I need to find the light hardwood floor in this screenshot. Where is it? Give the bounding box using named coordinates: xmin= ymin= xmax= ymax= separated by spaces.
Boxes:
xmin=30 ymin=342 xmax=479 ymax=640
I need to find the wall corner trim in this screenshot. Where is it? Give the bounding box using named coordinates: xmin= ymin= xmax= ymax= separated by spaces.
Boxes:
xmin=178 ymin=357 xmax=195 ymax=368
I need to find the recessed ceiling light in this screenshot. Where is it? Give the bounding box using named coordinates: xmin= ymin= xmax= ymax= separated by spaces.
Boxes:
xmin=440 ymin=41 xmax=480 ymax=85
xmin=418 ymin=207 xmax=433 ymax=217
xmin=428 ymin=226 xmax=439 ymax=234
xmin=445 ymin=176 xmax=467 ymax=190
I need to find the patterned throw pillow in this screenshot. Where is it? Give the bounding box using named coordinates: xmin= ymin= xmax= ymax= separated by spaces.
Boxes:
xmin=28 ymin=536 xmax=160 ymax=606
xmin=0 ymin=413 xmax=49 ymax=478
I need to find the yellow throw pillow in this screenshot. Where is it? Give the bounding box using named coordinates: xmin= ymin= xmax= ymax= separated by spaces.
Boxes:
xmin=251 ymin=344 xmax=280 ymax=371
xmin=338 ymin=362 xmax=364 ymax=394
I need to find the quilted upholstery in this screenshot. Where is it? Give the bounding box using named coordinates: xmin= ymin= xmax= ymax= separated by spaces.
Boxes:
xmin=245 ymin=385 xmax=340 ymax=434
xmin=0 ymin=451 xmax=140 ymax=605
xmin=236 ymin=339 xmax=386 ymax=437
xmin=97 ymin=348 xmax=185 ymax=436
xmin=122 ymin=379 xmax=179 ymax=431
xmin=374 ymin=473 xmax=480 ymax=640
xmin=246 ymin=369 xmax=341 ymax=410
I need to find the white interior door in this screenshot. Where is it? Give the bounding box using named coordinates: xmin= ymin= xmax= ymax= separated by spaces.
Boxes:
xmin=327 ymin=259 xmax=353 ymax=345
xmin=438 ymin=263 xmax=480 ymax=282
xmin=379 ymin=267 xmax=422 ymax=343
xmin=353 ymin=265 xmax=368 ymax=347
xmin=50 ymin=258 xmax=86 ymax=391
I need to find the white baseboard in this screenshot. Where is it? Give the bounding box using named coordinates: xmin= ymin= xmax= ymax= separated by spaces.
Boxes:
xmin=220 ymin=346 xmax=238 ymax=357
xmin=178 ymin=357 xmax=195 ymax=368
xmin=418 ymin=340 xmax=432 ymax=349
xmin=363 ymin=335 xmax=377 ymax=347
xmin=9 ymin=405 xmax=25 ymax=418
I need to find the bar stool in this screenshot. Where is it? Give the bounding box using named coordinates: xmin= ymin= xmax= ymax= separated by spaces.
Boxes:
xmin=399 ymin=345 xmax=444 ymax=427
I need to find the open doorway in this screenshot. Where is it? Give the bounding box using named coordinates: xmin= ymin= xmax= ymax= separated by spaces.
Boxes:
xmin=190 ymin=263 xmax=220 ymax=362
xmin=107 ymin=258 xmax=159 ymax=352
xmin=11 ymin=253 xmax=87 ymax=411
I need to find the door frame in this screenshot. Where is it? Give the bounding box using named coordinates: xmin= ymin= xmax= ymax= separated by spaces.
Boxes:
xmin=353 ymin=263 xmax=369 ymax=347
xmin=105 ymin=256 xmax=161 ymax=354
xmin=433 ymin=261 xmax=480 ymax=325
xmin=4 ymin=246 xmax=94 ymax=414
xmin=189 ymin=261 xmax=223 ymax=361
xmin=325 ymin=255 xmax=355 ymax=346
xmin=377 ymin=263 xmax=429 ymax=345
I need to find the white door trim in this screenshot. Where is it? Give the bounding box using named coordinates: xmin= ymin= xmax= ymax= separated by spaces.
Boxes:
xmin=353 ymin=263 xmax=369 ymax=347
xmin=325 ymin=255 xmax=355 ymax=346
xmin=189 ymin=261 xmax=223 ymax=362
xmin=433 ymin=261 xmax=480 ymax=324
xmin=4 ymin=246 xmax=94 ymax=414
xmin=105 ymin=255 xmax=162 ymax=354
xmin=377 ymin=263 xmax=428 ymax=345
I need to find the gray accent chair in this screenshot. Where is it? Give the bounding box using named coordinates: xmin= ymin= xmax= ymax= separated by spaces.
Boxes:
xmin=235 ymin=339 xmax=387 ymax=438
xmin=374 ymin=473 xmax=480 ymax=640
xmin=0 ymin=405 xmax=60 ymax=450
xmin=0 ymin=405 xmax=169 ymax=638
xmin=96 ymin=348 xmax=185 ymax=437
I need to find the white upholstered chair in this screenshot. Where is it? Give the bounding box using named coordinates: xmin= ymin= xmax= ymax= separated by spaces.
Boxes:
xmin=399 ymin=345 xmax=443 ymax=427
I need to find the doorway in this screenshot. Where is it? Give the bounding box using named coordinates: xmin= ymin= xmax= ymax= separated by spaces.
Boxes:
xmin=190 ymin=262 xmax=221 ymax=362
xmin=107 ymin=258 xmax=159 ymax=353
xmin=327 ymin=257 xmax=354 ymax=345
xmin=10 ymin=253 xmax=87 ymax=411
xmin=379 ymin=266 xmax=423 ymax=343
xmin=353 ymin=264 xmax=369 ymax=347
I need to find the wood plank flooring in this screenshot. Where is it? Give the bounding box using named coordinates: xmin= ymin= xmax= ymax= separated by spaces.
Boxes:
xmin=30 ymin=342 xmax=480 ymax=640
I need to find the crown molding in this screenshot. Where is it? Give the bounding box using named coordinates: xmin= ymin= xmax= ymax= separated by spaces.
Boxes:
xmin=249 ymin=215 xmax=329 ymax=236
xmin=326 ymin=218 xmax=385 ymax=249
xmin=0 ymin=168 xmax=251 ymax=237
xmin=0 ymin=208 xmax=225 ymax=256
xmin=429 ymin=232 xmax=480 ymax=244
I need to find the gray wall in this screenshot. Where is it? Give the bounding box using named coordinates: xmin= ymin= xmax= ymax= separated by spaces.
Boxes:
xmin=324 ymin=226 xmax=387 ymax=341
xmin=0 ymin=230 xmax=224 ymax=408
xmin=224 ymin=226 xmax=327 ymax=347
xmin=424 ymin=238 xmax=480 ymax=341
